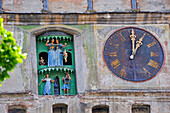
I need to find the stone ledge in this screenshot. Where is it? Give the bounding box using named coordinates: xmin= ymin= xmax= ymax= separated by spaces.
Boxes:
xmin=83 ymin=89 xmax=170 ymax=97
xmin=86 ymin=89 xmax=170 ymax=93
xmin=38 ymin=67 xmax=74 ymax=74
xmin=0 ymin=12 xmax=169 ymax=25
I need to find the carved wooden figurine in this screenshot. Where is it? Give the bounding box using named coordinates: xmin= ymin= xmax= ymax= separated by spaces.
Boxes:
xmin=63 ymin=49 xmax=68 ymax=62
xmin=39 ymin=57 xmax=45 ymax=65
xmin=54 ymin=39 xmax=67 ymax=66
xmin=42 ymin=74 xmax=54 ymax=95
xmin=62 ymin=72 xmax=71 ymax=95
xmin=45 ymin=39 xmax=55 ymax=67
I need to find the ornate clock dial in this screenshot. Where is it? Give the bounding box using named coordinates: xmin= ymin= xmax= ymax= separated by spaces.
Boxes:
xmin=103 ymin=27 xmax=164 ymax=82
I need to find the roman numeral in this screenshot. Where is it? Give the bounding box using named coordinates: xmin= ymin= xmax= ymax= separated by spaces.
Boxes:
xmin=109 ymin=52 xmax=117 ymax=57
xmin=120 ymin=66 xmax=126 ymax=77
xmin=150 ymin=52 xmax=159 ymax=57
xmin=114 ymin=44 xmax=119 ymax=49
xmin=143 ymin=67 xmax=151 ymax=77
xmin=147 ymin=41 xmax=156 ymax=48
xmin=111 ymin=59 xmax=120 ymax=69
xmin=109 ymin=42 xmax=113 ymax=45
xmin=105 ymin=52 xmax=117 ymax=57
xmin=119 ymin=33 xmax=126 ymax=41
xmin=148 ymin=59 xmax=159 ymax=69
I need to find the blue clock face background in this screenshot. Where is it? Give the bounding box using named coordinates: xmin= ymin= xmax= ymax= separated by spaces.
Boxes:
xmin=103 ymin=27 xmax=164 ymax=82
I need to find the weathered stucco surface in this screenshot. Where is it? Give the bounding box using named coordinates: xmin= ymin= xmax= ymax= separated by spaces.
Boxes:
xmin=2 ymin=0 xmax=43 ymax=13
xmin=138 ymin=0 xmax=170 ymax=12
xmin=0 ymin=91 xmax=169 ymax=113
xmin=0 ymin=25 xmax=38 ymax=93
xmin=93 ymin=0 xmax=131 ymax=12
xmin=48 ymin=0 xmax=88 ymax=13
xmin=0 ymin=24 xmax=169 ymax=113
xmin=1 ymin=0 xmax=170 ymax=13
xmin=0 ymin=0 xmax=170 ymax=112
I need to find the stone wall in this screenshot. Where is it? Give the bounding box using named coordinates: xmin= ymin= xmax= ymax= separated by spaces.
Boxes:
xmin=138 ymin=0 xmax=170 ymax=12
xmin=1 ymin=0 xmax=170 ymax=13
xmin=48 ymin=0 xmax=88 ymax=13
xmin=0 ymin=25 xmax=38 ymax=93
xmin=93 ymin=0 xmax=131 ymax=12
xmin=2 ymin=0 xmax=43 ymax=13
xmin=0 ymin=22 xmax=169 ymax=113
xmin=1 ymin=24 xmax=169 ymax=92
xmin=0 ymin=4 xmax=169 ymax=112
xmin=0 ymin=91 xmax=169 ymax=113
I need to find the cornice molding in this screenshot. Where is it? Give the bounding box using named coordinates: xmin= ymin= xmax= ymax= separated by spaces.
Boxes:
xmin=0 ymin=12 xmax=169 ymax=25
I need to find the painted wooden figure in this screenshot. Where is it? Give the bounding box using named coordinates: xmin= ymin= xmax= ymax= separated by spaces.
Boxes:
xmin=45 ymin=39 xmax=55 ymax=67
xmin=62 ymin=72 xmax=71 ymax=95
xmin=39 ymin=57 xmax=45 ymax=65
xmin=54 ymin=39 xmax=67 ymax=66
xmin=42 ymin=74 xmax=54 ymax=95
xmin=63 ymin=49 xmax=68 ymax=62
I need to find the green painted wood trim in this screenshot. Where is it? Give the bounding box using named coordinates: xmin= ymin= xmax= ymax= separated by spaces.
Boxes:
xmin=37 ymin=35 xmax=72 ymax=41
xmin=36 ymin=33 xmax=76 ymax=95
xmin=38 ymin=71 xmax=76 ymax=95
xmin=38 ymin=67 xmax=74 ymax=74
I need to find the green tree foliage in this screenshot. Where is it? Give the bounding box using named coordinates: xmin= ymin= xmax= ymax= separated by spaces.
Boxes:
xmin=0 ymin=18 xmax=26 ymax=85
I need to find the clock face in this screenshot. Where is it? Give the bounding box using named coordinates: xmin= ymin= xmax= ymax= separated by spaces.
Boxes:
xmin=103 ymin=27 xmax=164 ymax=82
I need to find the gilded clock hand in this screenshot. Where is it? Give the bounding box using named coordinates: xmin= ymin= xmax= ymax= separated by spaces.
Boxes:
xmin=129 ymin=29 xmax=136 ymax=60
xmin=130 ymin=33 xmax=146 ymax=59
xmin=130 ymin=29 xmax=136 ymax=53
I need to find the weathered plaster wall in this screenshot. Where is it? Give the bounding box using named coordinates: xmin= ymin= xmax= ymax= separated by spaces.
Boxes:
xmin=1 ymin=0 xmax=170 ymax=13
xmin=0 ymin=24 xmax=169 ymax=113
xmin=48 ymin=0 xmax=88 ymax=13
xmin=138 ymin=0 xmax=170 ymax=12
xmin=0 ymin=24 xmax=170 ymax=92
xmin=2 ymin=0 xmax=43 ymax=13
xmin=0 ymin=92 xmax=169 ymax=113
xmin=80 ymin=25 xmax=98 ymax=90
xmin=93 ymin=0 xmax=131 ymax=12
xmin=0 ymin=25 xmax=38 ymax=93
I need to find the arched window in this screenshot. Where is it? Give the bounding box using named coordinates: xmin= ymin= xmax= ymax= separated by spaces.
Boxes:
xmin=43 ymin=0 xmax=48 ymax=11
xmin=8 ymin=105 xmax=26 ymax=113
xmin=131 ymin=0 xmax=137 ymax=10
xmin=87 ymin=0 xmax=93 ymax=11
xmin=92 ymin=105 xmax=109 ymax=113
xmin=39 ymin=52 xmax=48 ymax=66
xmin=53 ymin=104 xmax=68 ymax=113
xmin=132 ymin=104 xmax=150 ymax=113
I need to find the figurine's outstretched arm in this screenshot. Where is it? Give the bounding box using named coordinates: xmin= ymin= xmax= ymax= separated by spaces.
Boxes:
xmin=45 ymin=40 xmax=49 ymax=46
xmin=63 ymin=43 xmax=67 ymax=47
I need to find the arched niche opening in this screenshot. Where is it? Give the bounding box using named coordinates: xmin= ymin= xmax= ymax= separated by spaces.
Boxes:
xmin=8 ymin=105 xmax=27 ymax=113
xmin=92 ymin=105 xmax=109 ymax=113
xmin=63 ymin=51 xmax=72 ymax=65
xmin=39 ymin=52 xmax=48 ymax=66
xmin=54 ymin=76 xmax=60 ymax=95
xmin=36 ymin=28 xmax=77 ymax=96
xmin=132 ymin=104 xmax=150 ymax=113
xmin=53 ymin=104 xmax=68 ymax=113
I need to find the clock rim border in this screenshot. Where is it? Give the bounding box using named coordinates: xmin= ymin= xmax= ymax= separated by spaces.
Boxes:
xmin=102 ymin=26 xmax=166 ymax=83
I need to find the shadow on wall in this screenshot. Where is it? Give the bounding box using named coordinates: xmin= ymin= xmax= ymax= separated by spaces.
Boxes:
xmin=92 ymin=105 xmax=109 ymax=113
xmin=53 ymin=104 xmax=68 ymax=113
xmin=8 ymin=105 xmax=27 ymax=113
